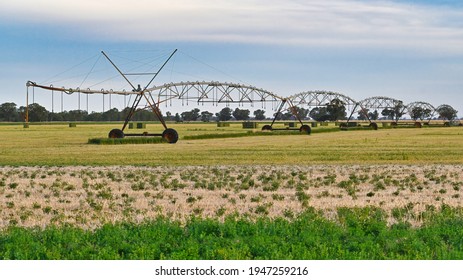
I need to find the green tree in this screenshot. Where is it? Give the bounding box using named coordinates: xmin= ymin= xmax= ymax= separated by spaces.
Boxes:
xmin=181 ymin=108 xmax=200 ymax=121
xmin=369 ymin=110 xmax=379 ymax=120
xmin=381 ymin=108 xmax=394 ymax=120
xmin=309 ymin=107 xmax=329 ymax=121
xmin=174 ymin=113 xmax=182 ymax=122
xmin=165 ymin=111 xmax=172 ymax=121
xmin=0 ymin=102 xmax=19 ymax=122
xmin=359 ymin=109 xmax=379 ymax=120
xmin=381 ymin=103 xmax=405 ymax=121
xmin=27 ymin=103 xmax=49 ymax=122
xmin=357 ymin=108 xmax=369 ymax=120
xmin=200 ymin=111 xmax=214 ymax=122
xmin=102 ymin=108 xmax=120 ymax=121
xmin=410 ymin=107 xmax=423 ymax=121
xmin=49 ymin=112 xmax=65 ymax=122
xmin=132 ymin=109 xmax=154 ymax=121
xmin=86 ymin=112 xmax=103 ymax=121
xmin=436 ymin=105 xmax=458 ymax=120
xmin=326 ymin=98 xmax=347 ymax=121
xmin=232 ymin=108 xmax=250 ymax=120
xmin=409 ymin=107 xmax=432 ymax=121
xmin=281 ymin=112 xmax=294 ymax=120
xmin=253 ymin=109 xmax=266 ymax=120
xmin=216 ymin=107 xmax=233 ymax=121
xmin=291 ymin=106 xmax=309 ymax=120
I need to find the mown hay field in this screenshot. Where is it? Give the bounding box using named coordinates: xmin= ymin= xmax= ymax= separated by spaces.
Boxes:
xmin=0 ymin=122 xmax=462 ymax=165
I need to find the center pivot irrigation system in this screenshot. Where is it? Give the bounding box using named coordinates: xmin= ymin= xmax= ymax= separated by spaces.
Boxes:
xmin=26 ymin=50 xmax=458 ymax=143
xmin=26 ymin=49 xmax=284 ymax=143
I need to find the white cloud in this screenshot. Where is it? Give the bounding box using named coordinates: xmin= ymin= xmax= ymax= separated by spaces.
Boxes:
xmin=2 ymin=0 xmax=463 ymax=53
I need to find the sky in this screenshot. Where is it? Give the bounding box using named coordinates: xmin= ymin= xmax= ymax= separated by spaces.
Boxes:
xmin=0 ymin=0 xmax=462 ymax=117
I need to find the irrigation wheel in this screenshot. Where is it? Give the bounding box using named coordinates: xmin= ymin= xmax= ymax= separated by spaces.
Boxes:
xmin=261 ymin=125 xmax=273 ymax=131
xmin=299 ymin=124 xmax=311 ymax=134
xmin=369 ymin=122 xmax=378 ymax=130
xmin=108 ymin=129 xmax=124 ymax=138
xmin=162 ymin=128 xmax=179 ymax=144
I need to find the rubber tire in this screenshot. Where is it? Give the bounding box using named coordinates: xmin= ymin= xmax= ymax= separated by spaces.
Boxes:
xmin=299 ymin=124 xmax=311 ymax=134
xmin=108 ymin=129 xmax=124 ymax=139
xmin=162 ymin=128 xmax=179 ymax=144
xmin=369 ymin=122 xmax=378 ymax=130
xmin=261 ymin=125 xmax=273 ymax=131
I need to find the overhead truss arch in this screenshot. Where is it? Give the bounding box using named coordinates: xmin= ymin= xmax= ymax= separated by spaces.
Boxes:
xmin=26 ymin=80 xmax=282 ymax=106
xmin=358 ymin=96 xmax=406 ymax=122
xmin=406 ymin=101 xmax=436 ymax=121
xmin=288 ymin=90 xmax=358 ymax=108
xmin=435 ymin=104 xmax=459 ymax=121
xmin=359 ymin=96 xmax=404 ymax=109
xmin=260 ymin=90 xmax=362 ymax=132
xmin=286 ymin=90 xmax=360 ymax=124
xmin=406 ymin=101 xmax=435 ymax=111
xmin=436 ymin=104 xmax=456 ymax=112
xmin=148 ymin=81 xmax=282 ymax=106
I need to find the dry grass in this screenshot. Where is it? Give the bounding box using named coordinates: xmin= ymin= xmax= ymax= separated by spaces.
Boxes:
xmin=0 ymin=123 xmax=462 ymax=165
xmin=1 ymin=165 xmax=462 ymax=229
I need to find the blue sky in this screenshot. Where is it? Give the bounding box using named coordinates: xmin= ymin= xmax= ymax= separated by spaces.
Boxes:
xmin=0 ymin=0 xmax=462 ymax=116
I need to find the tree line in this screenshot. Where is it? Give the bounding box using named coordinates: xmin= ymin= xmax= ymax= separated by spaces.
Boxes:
xmin=0 ymin=102 xmax=271 ymax=122
xmin=0 ymin=101 xmax=345 ymax=122
xmin=357 ymin=104 xmax=458 ymax=122
xmin=0 ymin=101 xmax=458 ymax=122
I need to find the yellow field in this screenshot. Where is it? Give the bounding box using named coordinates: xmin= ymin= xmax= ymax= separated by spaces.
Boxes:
xmin=0 ymin=122 xmax=462 ymax=166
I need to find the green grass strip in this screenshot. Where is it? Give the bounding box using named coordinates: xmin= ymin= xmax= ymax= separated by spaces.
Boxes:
xmin=183 ymin=127 xmax=343 ymax=140
xmin=183 ymin=132 xmax=250 ymax=140
xmin=88 ymin=137 xmax=167 ymax=145
xmin=88 ymin=126 xmax=374 ymax=144
xmin=1 ymin=206 xmax=463 ymax=260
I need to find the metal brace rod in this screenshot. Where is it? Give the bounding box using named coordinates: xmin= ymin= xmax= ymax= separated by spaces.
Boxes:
xmin=287 ymin=99 xmax=304 ymax=126
xmin=143 ymin=49 xmax=177 ymax=91
xmin=270 ymin=99 xmax=288 ymax=127
xmin=101 ymin=49 xmax=178 ymax=131
xmin=101 ymin=51 xmax=137 ymax=91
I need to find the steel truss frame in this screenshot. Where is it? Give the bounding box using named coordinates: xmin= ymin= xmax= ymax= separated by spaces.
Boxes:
xmin=262 ymin=91 xmax=362 ymax=132
xmin=26 ymin=80 xmax=283 ymax=142
xmin=25 ymin=50 xmax=287 ymax=143
xmin=358 ymin=96 xmax=406 ymax=123
xmin=151 ymin=81 xmax=281 ymax=106
xmin=435 ymin=104 xmax=461 ymax=126
xmin=406 ymin=101 xmax=436 ymax=124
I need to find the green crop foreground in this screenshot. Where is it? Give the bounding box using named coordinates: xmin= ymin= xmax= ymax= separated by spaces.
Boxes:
xmin=1 ymin=207 xmax=463 ymax=260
